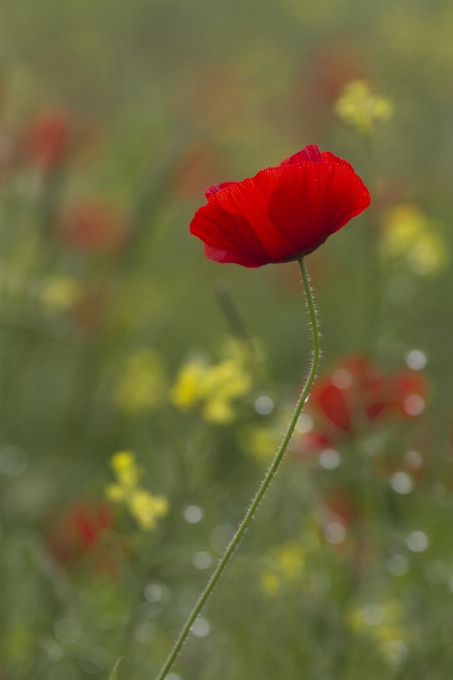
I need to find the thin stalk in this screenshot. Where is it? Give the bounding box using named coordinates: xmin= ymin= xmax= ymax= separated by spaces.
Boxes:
xmin=154 ymin=257 xmax=320 ymax=680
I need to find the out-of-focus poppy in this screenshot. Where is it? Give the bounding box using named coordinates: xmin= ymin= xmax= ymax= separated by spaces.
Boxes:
xmin=175 ymin=146 xmax=226 ymax=198
xmin=56 ymin=201 xmax=126 ymax=252
xmin=323 ymin=488 xmax=357 ymax=527
xmin=47 ymin=500 xmax=115 ymax=568
xmin=292 ymin=430 xmax=333 ymax=461
xmin=291 ymin=42 xmax=370 ymax=136
xmin=307 ymin=354 xmax=427 ymax=439
xmin=21 ymin=111 xmax=72 ymax=170
xmin=190 ymin=144 xmax=370 ymax=267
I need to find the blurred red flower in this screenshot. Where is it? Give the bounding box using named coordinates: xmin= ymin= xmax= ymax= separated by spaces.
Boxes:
xmin=175 ymin=145 xmax=226 ymax=198
xmin=190 ymin=145 xmax=370 ymax=267
xmin=324 ymin=488 xmax=357 ymax=527
xmin=307 ymin=354 xmax=427 ymax=438
xmin=56 ymin=201 xmax=125 ymax=252
xmin=47 ymin=500 xmax=115 ymax=568
xmin=21 ymin=111 xmax=72 ymax=170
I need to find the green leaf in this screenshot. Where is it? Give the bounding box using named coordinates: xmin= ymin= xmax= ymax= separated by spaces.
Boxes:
xmin=108 ymin=657 xmax=123 ymax=680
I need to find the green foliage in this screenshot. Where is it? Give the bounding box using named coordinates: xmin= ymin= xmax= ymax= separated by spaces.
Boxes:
xmin=1 ymin=2 xmax=453 ymax=680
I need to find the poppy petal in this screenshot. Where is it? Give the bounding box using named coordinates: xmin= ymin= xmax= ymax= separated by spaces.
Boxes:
xmin=204 ymin=244 xmax=263 ymax=268
xmin=190 ymin=146 xmax=371 ymax=266
xmin=266 ymin=162 xmax=370 ymax=256
xmin=190 ymin=201 xmax=271 ymax=265
xmin=205 ymin=182 xmax=235 ymax=198
xmin=281 ymin=144 xmax=324 ymax=165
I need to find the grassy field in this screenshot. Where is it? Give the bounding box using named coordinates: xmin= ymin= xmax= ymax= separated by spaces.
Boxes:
xmin=2 ymin=3 xmax=453 ymax=679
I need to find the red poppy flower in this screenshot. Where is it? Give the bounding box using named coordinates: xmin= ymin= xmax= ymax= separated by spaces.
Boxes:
xmin=56 ymin=201 xmax=125 ymax=252
xmin=307 ymin=354 xmax=427 ymax=437
xmin=21 ymin=111 xmax=72 ymax=170
xmin=189 ymin=144 xmax=370 ymax=267
xmin=47 ymin=500 xmax=115 ymax=568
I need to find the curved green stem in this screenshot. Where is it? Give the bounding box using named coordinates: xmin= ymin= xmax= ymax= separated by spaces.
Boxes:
xmin=154 ymin=257 xmax=320 ymax=680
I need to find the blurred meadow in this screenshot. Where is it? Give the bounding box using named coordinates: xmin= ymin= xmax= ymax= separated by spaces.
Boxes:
xmin=2 ymin=2 xmax=453 ymax=679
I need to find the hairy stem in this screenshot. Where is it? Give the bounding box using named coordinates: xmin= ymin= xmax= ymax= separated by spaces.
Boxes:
xmin=154 ymin=257 xmax=320 ymax=680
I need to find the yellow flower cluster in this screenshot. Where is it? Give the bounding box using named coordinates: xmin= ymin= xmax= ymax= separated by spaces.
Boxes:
xmin=260 ymin=541 xmax=306 ymax=596
xmin=41 ymin=275 xmax=81 ymax=312
xmin=170 ymin=339 xmax=252 ymax=425
xmin=348 ymin=600 xmax=406 ymax=661
xmin=105 ymin=451 xmax=168 ymax=530
xmin=239 ymin=425 xmax=279 ymax=464
xmin=382 ymin=204 xmax=447 ymax=275
xmin=239 ymin=405 xmax=296 ymax=464
xmin=114 ymin=348 xmax=167 ymax=414
xmin=335 ymin=80 xmax=393 ymax=135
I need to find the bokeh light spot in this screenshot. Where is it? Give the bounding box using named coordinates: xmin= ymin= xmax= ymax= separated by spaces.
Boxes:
xmin=210 ymin=524 xmax=235 ymax=554
xmin=406 ymin=530 xmax=429 ymax=552
xmin=296 ymin=414 xmax=313 ymax=434
xmin=144 ymin=584 xmax=162 ymax=603
xmin=191 ymin=617 xmax=210 ymax=637
xmin=387 ymin=554 xmax=409 ymax=576
xmin=331 ymin=368 xmax=353 ymax=389
xmin=404 ymin=450 xmax=423 ymax=468
xmin=254 ymin=395 xmax=274 ymax=415
xmin=193 ymin=551 xmax=212 ymax=569
xmin=324 ymin=522 xmax=346 ymax=545
xmin=319 ymin=449 xmax=341 ymax=469
xmin=403 ymin=395 xmax=425 ymax=416
xmin=390 ymin=472 xmax=413 ymax=494
xmin=405 ymin=350 xmax=427 ymax=370
xmin=184 ymin=505 xmax=203 ymax=523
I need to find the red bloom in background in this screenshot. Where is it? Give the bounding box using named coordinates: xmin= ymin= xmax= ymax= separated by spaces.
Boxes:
xmin=56 ymin=201 xmax=125 ymax=252
xmin=21 ymin=111 xmax=72 ymax=170
xmin=47 ymin=500 xmax=115 ymax=568
xmin=175 ymin=145 xmax=226 ymax=198
xmin=307 ymin=354 xmax=427 ymax=439
xmin=190 ymin=144 xmax=370 ymax=268
xmin=323 ymin=489 xmax=357 ymax=528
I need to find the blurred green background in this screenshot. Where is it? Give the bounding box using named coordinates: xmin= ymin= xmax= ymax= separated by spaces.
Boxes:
xmin=2 ymin=2 xmax=453 ymax=679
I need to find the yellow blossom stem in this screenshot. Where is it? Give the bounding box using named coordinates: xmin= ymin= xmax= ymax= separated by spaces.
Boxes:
xmin=154 ymin=257 xmax=320 ymax=680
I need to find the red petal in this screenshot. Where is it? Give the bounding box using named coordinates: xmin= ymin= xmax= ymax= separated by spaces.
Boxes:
xmin=313 ymin=383 xmax=351 ymax=431
xmin=205 ymin=182 xmax=235 ymax=198
xmin=266 ymin=162 xmax=370 ymax=256
xmin=280 ymin=144 xmax=323 ymax=165
xmin=190 ymin=153 xmax=370 ymax=266
xmin=204 ymin=244 xmax=263 ymax=268
xmin=190 ymin=199 xmax=272 ymax=265
xmin=321 ymin=151 xmax=356 ymax=173
xmin=191 ymin=172 xmax=298 ymax=263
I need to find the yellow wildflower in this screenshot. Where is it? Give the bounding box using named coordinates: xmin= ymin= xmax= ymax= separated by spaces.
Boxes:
xmin=260 ymin=541 xmax=306 ymax=596
xmin=170 ymin=359 xmax=211 ymax=411
xmin=109 ymin=450 xmax=139 ymax=488
xmin=260 ymin=571 xmax=281 ymax=596
xmin=348 ymin=600 xmax=406 ymax=659
xmin=407 ymin=231 xmax=446 ymax=275
xmin=114 ymin=348 xmax=167 ymax=414
xmin=202 ymin=399 xmax=235 ymax=424
xmin=239 ymin=425 xmax=278 ymax=463
xmin=381 ymin=204 xmax=425 ymax=256
xmin=128 ymin=489 xmax=169 ymax=531
xmin=105 ymin=451 xmax=168 ymax=531
xmin=335 ymin=80 xmax=393 ymax=135
xmin=202 ymin=359 xmax=252 ymax=412
xmin=277 ymin=541 xmax=305 ymax=580
xmin=170 ymin=340 xmax=253 ymax=425
xmin=41 ymin=275 xmax=81 ymax=312
xmin=382 ymin=204 xmax=447 ymax=275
